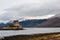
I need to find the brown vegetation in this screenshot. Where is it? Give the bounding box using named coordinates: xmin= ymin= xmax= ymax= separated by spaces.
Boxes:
xmin=1 ymin=33 xmax=60 ymax=40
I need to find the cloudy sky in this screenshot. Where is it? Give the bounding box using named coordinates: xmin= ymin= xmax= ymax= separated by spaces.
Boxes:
xmin=0 ymin=0 xmax=59 ymax=20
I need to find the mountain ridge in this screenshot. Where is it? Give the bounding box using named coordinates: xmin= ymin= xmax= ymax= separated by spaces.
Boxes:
xmin=34 ymin=17 xmax=60 ymax=27
xmin=0 ymin=19 xmax=47 ymax=28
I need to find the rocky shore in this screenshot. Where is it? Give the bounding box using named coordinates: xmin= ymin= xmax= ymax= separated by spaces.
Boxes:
xmin=1 ymin=32 xmax=60 ymax=40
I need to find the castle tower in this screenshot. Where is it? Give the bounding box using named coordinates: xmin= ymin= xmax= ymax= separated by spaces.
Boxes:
xmin=12 ymin=20 xmax=22 ymax=29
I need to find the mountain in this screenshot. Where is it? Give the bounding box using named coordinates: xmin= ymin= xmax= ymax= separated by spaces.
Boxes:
xmin=34 ymin=17 xmax=60 ymax=27
xmin=0 ymin=19 xmax=47 ymax=28
xmin=0 ymin=14 xmax=55 ymax=28
xmin=20 ymin=19 xmax=47 ymax=27
xmin=1 ymin=16 xmax=60 ymax=27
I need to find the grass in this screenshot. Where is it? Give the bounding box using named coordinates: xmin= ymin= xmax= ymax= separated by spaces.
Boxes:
xmin=1 ymin=32 xmax=60 ymax=40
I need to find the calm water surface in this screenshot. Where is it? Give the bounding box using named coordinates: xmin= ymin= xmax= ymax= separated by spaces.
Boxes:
xmin=0 ymin=28 xmax=60 ymax=38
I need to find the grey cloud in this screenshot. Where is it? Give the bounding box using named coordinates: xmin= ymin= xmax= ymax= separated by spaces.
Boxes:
xmin=0 ymin=0 xmax=60 ymax=20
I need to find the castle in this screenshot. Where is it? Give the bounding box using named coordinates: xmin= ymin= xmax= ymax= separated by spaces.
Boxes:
xmin=0 ymin=20 xmax=23 ymax=30
xmin=12 ymin=20 xmax=22 ymax=29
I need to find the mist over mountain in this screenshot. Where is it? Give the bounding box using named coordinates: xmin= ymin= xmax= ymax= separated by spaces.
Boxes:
xmin=0 ymin=14 xmax=60 ymax=27
xmin=54 ymin=13 xmax=60 ymax=17
xmin=0 ymin=19 xmax=47 ymax=28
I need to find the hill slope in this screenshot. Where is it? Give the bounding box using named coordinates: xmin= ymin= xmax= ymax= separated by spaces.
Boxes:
xmin=20 ymin=19 xmax=47 ymax=27
xmin=35 ymin=17 xmax=60 ymax=27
